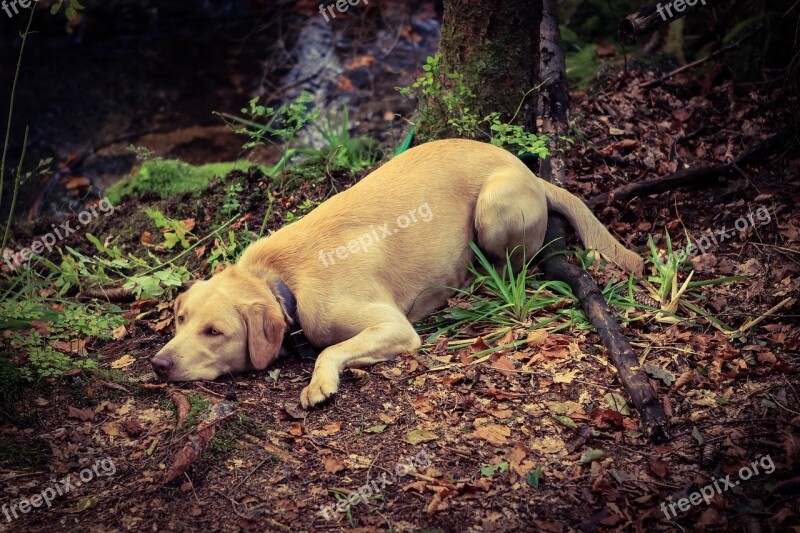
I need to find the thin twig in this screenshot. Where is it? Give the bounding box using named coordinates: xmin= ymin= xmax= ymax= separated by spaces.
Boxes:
xmin=0 ymin=7 xmax=35 ymax=213
xmin=0 ymin=127 xmax=28 ymax=255
xmin=641 ymin=25 xmax=763 ymax=89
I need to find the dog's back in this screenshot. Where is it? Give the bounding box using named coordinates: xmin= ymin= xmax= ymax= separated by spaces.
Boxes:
xmin=239 ymin=139 xmax=641 ymax=342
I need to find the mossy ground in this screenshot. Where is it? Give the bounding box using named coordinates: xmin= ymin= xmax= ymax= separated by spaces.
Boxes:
xmin=106 ymin=160 xmax=271 ymax=205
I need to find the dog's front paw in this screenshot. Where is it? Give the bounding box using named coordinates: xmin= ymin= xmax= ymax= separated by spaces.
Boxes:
xmin=300 ymin=369 xmax=339 ymax=409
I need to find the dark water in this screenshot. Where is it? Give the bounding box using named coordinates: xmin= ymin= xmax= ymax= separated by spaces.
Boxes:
xmin=0 ymin=0 xmax=441 ymax=219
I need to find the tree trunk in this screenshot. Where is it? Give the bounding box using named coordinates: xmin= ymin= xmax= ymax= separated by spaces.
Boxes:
xmin=423 ymin=0 xmax=542 ymax=138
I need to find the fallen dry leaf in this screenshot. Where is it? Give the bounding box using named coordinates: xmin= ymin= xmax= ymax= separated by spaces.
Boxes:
xmin=165 ymin=402 xmax=236 ymax=482
xmin=404 ymin=429 xmax=438 ymax=445
xmin=68 ymin=405 xmax=94 ymax=421
xmin=323 ymin=456 xmax=346 ymax=474
xmin=471 ymin=423 xmax=511 ymax=446
xmin=526 ymin=329 xmax=548 ymax=347
xmin=111 ymin=354 xmax=136 ymax=369
xmin=169 ymin=390 xmax=192 ymax=428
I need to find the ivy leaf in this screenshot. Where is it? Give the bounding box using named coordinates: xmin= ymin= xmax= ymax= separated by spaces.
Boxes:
xmin=552 ymin=414 xmax=577 ymax=429
xmin=579 ymin=449 xmax=607 ymax=465
xmin=604 ymin=392 xmax=631 ymax=416
xmin=163 ymin=233 xmax=180 ymax=250
xmin=480 ymin=462 xmax=509 ymax=477
xmin=526 ymin=466 xmax=544 ymax=488
xmin=403 ymin=429 xmax=437 ymax=444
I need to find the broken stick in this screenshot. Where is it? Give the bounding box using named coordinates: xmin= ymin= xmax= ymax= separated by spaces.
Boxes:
xmin=618 ymin=0 xmax=722 ymax=45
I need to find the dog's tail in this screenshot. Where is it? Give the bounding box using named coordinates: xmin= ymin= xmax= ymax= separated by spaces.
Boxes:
xmin=540 ymin=179 xmax=644 ymax=275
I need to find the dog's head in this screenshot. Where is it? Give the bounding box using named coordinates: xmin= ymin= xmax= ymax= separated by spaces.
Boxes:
xmin=150 ymin=266 xmax=287 ymax=381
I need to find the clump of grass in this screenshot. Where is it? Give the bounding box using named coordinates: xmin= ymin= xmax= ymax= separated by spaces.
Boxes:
xmin=420 ymin=233 xmax=747 ymax=356
xmin=419 ymin=243 xmax=577 ymax=352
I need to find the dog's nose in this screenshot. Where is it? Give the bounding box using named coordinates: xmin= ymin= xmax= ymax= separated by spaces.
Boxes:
xmin=151 ymin=355 xmax=174 ymax=379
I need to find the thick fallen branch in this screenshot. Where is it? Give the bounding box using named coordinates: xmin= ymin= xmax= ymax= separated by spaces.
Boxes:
xmin=618 ymin=0 xmax=721 ymax=45
xmin=541 ymin=216 xmax=671 ymax=441
xmin=588 ymin=127 xmax=798 ymax=209
xmin=539 ymin=0 xmax=670 ymax=442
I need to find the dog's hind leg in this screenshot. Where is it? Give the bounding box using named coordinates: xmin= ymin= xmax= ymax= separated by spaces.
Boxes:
xmin=300 ymin=304 xmax=421 ymax=408
xmin=475 ymin=170 xmax=548 ymax=272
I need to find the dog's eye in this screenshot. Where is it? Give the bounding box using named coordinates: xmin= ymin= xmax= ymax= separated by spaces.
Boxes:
xmin=177 ymin=315 xmax=185 ymax=324
xmin=205 ymin=327 xmax=223 ymax=336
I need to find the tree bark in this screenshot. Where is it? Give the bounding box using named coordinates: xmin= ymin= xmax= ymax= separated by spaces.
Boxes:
xmin=425 ymin=0 xmax=542 ymax=138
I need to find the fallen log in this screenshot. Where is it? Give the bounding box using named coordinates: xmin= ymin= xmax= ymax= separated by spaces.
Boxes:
xmin=618 ymin=0 xmax=722 ymax=45
xmin=539 ymin=0 xmax=671 ymax=442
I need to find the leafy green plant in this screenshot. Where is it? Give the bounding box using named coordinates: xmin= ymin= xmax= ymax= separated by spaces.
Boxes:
xmin=486 ymin=111 xmax=550 ymax=158
xmin=398 ymin=54 xmax=550 ymax=157
xmin=145 ymin=209 xmax=194 ymax=250
xmin=647 ymin=231 xmax=684 ymax=304
xmin=50 ymin=0 xmax=84 ymax=19
xmin=222 ymin=93 xmax=379 ymax=174
xmin=207 ymin=229 xmax=243 ymax=272
xmin=122 ymin=264 xmax=191 ymax=299
xmin=219 ymin=92 xmax=319 ymax=176
xmin=222 ymin=182 xmax=244 ymax=219
xmin=308 ymin=107 xmax=379 ymax=171
xmin=641 ymin=230 xmax=746 ymax=331
xmin=420 ymin=243 xmax=575 ymax=347
xmin=226 ymin=93 xmax=318 ymax=151
xmin=25 ymin=342 xmax=98 ymax=379
xmin=398 ymin=54 xmax=481 ymax=141
xmin=328 ymin=490 xmax=358 ymax=527
xmin=0 ymin=299 xmax=122 ymax=382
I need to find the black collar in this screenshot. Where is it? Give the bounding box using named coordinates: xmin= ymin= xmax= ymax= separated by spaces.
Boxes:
xmin=275 ymin=280 xmax=319 ymax=361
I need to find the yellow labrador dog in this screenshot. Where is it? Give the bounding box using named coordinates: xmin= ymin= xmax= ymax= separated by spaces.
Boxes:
xmin=151 ymin=139 xmax=643 ymax=408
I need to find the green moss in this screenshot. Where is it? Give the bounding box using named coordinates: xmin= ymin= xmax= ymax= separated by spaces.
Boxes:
xmin=181 ymin=392 xmax=212 ymax=430
xmin=106 ymin=160 xmax=270 ymax=204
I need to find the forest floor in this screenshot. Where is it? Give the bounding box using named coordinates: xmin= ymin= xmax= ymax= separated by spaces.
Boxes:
xmin=2 ymin=65 xmax=800 ymax=532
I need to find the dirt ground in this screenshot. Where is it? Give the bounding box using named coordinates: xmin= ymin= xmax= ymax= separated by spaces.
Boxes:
xmin=2 ymin=68 xmax=799 ymax=532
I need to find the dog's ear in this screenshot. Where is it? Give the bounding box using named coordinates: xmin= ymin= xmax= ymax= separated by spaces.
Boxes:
xmin=174 ymin=292 xmax=187 ymax=324
xmin=242 ymin=303 xmax=286 ymax=370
